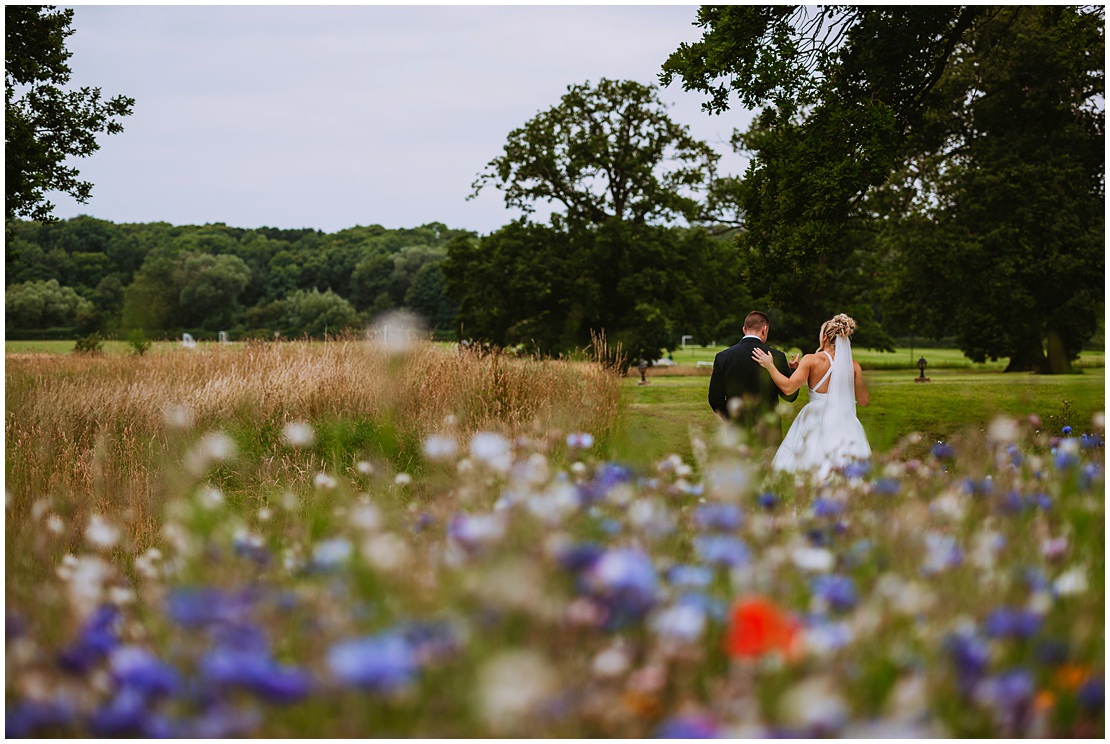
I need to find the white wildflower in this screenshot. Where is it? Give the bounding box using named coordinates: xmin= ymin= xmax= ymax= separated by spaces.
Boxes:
xmin=423 ymin=434 xmax=459 ymax=461
xmin=792 ymin=546 xmax=835 ymax=573
xmin=987 ymin=416 xmax=1020 ymax=444
xmin=133 ymin=548 xmax=162 ymax=581
xmin=356 ymin=460 xmax=375 ymax=476
xmin=197 ymin=485 xmax=225 ymax=510
xmin=313 ymin=538 xmax=352 ymax=568
xmin=45 ymin=514 xmax=65 ymax=535
xmin=394 ymin=472 xmax=412 ymax=487
xmin=704 ymin=461 xmax=750 ymax=502
xmin=314 ymin=472 xmax=338 ymax=490
xmin=184 ymin=431 xmax=237 ymax=476
xmin=592 ymin=641 xmax=631 ymax=679
xmin=257 ymin=507 xmax=272 ymax=523
xmin=282 ymin=421 xmax=315 ymax=448
xmin=281 ymin=491 xmax=299 ymax=511
xmin=779 ymin=675 xmax=849 ymax=733
xmin=361 ymin=532 xmax=412 ymax=573
xmin=163 ymin=403 xmax=194 ymax=430
xmin=85 ymin=514 xmax=121 ymax=550
xmin=1054 ymin=566 xmax=1088 ymax=596
xmin=470 ymin=432 xmax=513 ymax=472
xmin=349 ymin=500 xmax=383 ymax=532
xmin=477 ymin=650 xmax=558 ymax=734
xmin=369 ymin=310 xmax=422 ymax=356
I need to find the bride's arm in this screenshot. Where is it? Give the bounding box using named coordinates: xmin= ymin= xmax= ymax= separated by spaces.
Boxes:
xmin=853 ymin=361 xmax=870 ymax=406
xmin=753 ymin=349 xmax=810 ymax=395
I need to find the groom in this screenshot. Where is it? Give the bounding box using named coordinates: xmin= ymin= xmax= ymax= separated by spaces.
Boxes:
xmin=708 ymin=311 xmax=799 ymax=443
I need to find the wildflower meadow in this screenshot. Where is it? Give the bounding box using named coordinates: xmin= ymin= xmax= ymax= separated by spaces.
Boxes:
xmin=4 ymin=329 xmax=1105 ymax=737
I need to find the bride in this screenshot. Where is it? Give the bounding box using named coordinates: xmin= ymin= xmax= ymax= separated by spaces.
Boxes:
xmin=751 ymin=313 xmax=871 ymax=474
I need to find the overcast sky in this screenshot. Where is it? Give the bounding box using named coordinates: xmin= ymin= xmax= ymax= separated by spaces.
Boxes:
xmin=45 ymin=4 xmax=756 ymax=235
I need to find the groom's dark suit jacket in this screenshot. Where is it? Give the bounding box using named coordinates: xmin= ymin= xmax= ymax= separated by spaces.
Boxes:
xmin=708 ymin=335 xmax=799 ymax=437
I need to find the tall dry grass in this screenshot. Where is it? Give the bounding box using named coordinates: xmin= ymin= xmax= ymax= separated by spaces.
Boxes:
xmin=5 ymin=339 xmax=623 ymax=594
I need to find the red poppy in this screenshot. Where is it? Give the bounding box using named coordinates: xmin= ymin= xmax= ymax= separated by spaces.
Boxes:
xmin=725 ymin=596 xmax=800 ymax=659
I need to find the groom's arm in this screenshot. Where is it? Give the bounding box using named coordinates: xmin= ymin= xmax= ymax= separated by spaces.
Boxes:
xmin=771 ymin=349 xmax=799 ymax=402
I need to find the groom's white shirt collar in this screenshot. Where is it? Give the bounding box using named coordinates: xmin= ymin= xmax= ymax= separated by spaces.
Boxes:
xmin=742 ymin=334 xmax=763 ymax=341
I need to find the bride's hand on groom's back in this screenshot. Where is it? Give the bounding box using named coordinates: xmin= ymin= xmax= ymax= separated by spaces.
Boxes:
xmin=751 ymin=349 xmax=772 ymax=368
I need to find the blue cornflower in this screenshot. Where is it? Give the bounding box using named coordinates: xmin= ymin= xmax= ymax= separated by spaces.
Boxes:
xmin=984 ymin=608 xmax=1042 ymax=639
xmin=943 ymin=632 xmax=990 ymax=692
xmin=1077 ymin=677 xmax=1105 ymax=711
xmin=806 ymin=527 xmax=830 ymax=547
xmin=1054 ymin=448 xmax=1079 ymax=470
xmin=555 ymin=541 xmax=604 ymax=573
xmin=327 ymin=632 xmax=418 ymax=693
xmin=757 ymin=492 xmax=778 ymax=510
xmin=667 ymin=564 xmax=714 ymax=589
xmin=811 ymin=497 xmax=844 ymax=518
xmin=811 ymin=574 xmax=857 ymax=612
xmin=58 ymin=604 xmax=121 ymax=674
xmin=1061 ymin=425 xmax=1073 ymax=435
xmin=577 ymin=463 xmax=633 ymax=505
xmin=963 ymin=477 xmax=993 ymax=496
xmin=5 ymin=700 xmax=76 ymax=737
xmin=674 ymin=592 xmax=727 ymax=623
xmin=398 ymin=620 xmax=463 ymax=664
xmin=1080 ymin=462 xmax=1101 ymax=490
xmin=200 ymin=646 xmax=313 ymax=704
xmin=585 ymin=547 xmax=658 ymax=629
xmin=89 ymin=688 xmax=160 ymax=737
xmin=932 ymin=442 xmax=956 ymax=460
xmin=109 ymin=646 xmax=181 ymax=699
xmin=1080 ymin=433 xmax=1103 ymax=450
xmin=692 ymin=503 xmax=743 ymax=532
xmin=166 ymin=587 xmax=255 ymax=629
xmin=872 ymin=478 xmax=900 ymax=495
xmin=187 ymin=703 xmax=261 ymax=738
xmin=693 ymin=535 xmax=750 ymax=568
xmin=1006 ymin=444 xmax=1023 ymax=467
xmin=655 ymin=713 xmax=720 ymax=738
xmin=978 ymin=668 xmax=1035 ymax=713
xmin=842 ymin=461 xmax=871 ymax=479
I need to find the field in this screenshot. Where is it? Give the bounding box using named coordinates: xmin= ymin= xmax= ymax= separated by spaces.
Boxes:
xmin=5 ymin=336 xmax=1105 ymax=737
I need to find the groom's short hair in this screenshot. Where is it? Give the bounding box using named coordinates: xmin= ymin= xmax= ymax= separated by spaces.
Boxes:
xmin=743 ymin=311 xmax=770 ymax=333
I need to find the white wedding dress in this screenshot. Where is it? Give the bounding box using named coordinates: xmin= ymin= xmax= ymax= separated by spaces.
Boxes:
xmin=772 ymin=335 xmax=871 ymax=475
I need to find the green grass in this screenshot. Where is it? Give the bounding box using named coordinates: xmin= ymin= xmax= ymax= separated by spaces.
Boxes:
xmin=661 ymin=345 xmax=1104 ymax=371
xmin=613 ymin=367 xmax=1106 ymax=469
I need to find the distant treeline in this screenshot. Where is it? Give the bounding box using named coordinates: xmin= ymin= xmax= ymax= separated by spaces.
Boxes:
xmin=5 ymin=216 xmax=473 ymax=340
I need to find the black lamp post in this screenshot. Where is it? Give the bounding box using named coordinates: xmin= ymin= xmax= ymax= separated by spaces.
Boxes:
xmin=638 ymin=358 xmax=649 ymax=385
xmin=916 ymin=356 xmax=929 ymax=383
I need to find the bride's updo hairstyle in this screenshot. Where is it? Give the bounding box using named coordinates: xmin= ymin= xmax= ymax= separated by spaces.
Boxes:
xmin=819 ymin=313 xmax=856 ymax=347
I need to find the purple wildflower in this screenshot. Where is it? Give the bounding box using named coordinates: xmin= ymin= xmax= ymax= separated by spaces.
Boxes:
xmin=1080 ymin=433 xmax=1103 ymax=450
xmin=58 ymin=604 xmax=121 ymax=674
xmin=932 ymin=442 xmax=956 ymax=460
xmin=1077 ymin=677 xmax=1104 ymax=711
xmin=667 ymin=564 xmax=714 ymax=589
xmin=109 ymin=646 xmax=181 ymax=699
xmin=1061 ymin=425 xmax=1073 ymax=435
xmin=5 ymin=700 xmax=76 ymax=737
xmin=655 ymin=713 xmax=720 ymax=738
xmin=944 ymin=632 xmax=990 ymax=693
xmin=89 ymin=688 xmax=157 ymax=737
xmin=811 ymin=497 xmax=844 ymax=518
xmin=555 ymin=542 xmax=604 ymax=573
xmin=984 ymin=608 xmax=1042 ymax=639
xmin=811 ymin=574 xmax=857 ymax=612
xmin=692 ymin=503 xmax=743 ymax=532
xmin=584 ymin=547 xmax=658 ymax=629
xmin=872 ymin=478 xmax=900 ymax=495
xmin=693 ymin=535 xmax=750 ymax=568
xmin=843 ymin=460 xmax=871 ymax=478
xmin=327 ymin=632 xmax=417 ymax=693
xmin=757 ymin=492 xmax=779 ymax=510
xmin=200 ymin=646 xmax=312 ymax=705
xmin=577 ymin=463 xmax=634 ymax=505
xmin=166 ymin=587 xmax=256 ymax=629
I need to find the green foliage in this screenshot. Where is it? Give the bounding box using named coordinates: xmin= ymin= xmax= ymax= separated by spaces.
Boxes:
xmin=881 ymin=7 xmax=1104 ymax=373
xmin=281 ymin=288 xmax=361 ymax=338
xmin=660 ymin=6 xmax=1104 ymax=370
xmin=5 ymin=6 xmax=134 ymax=221
xmin=72 ymin=332 xmax=102 ymax=354
xmin=127 ymin=328 xmax=151 ymax=356
xmin=471 ymin=78 xmax=719 ymax=226
xmin=5 ymin=278 xmax=92 ymax=329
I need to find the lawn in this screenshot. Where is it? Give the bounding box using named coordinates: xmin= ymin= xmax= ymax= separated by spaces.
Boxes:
xmin=616 ymin=367 xmax=1106 ymax=468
